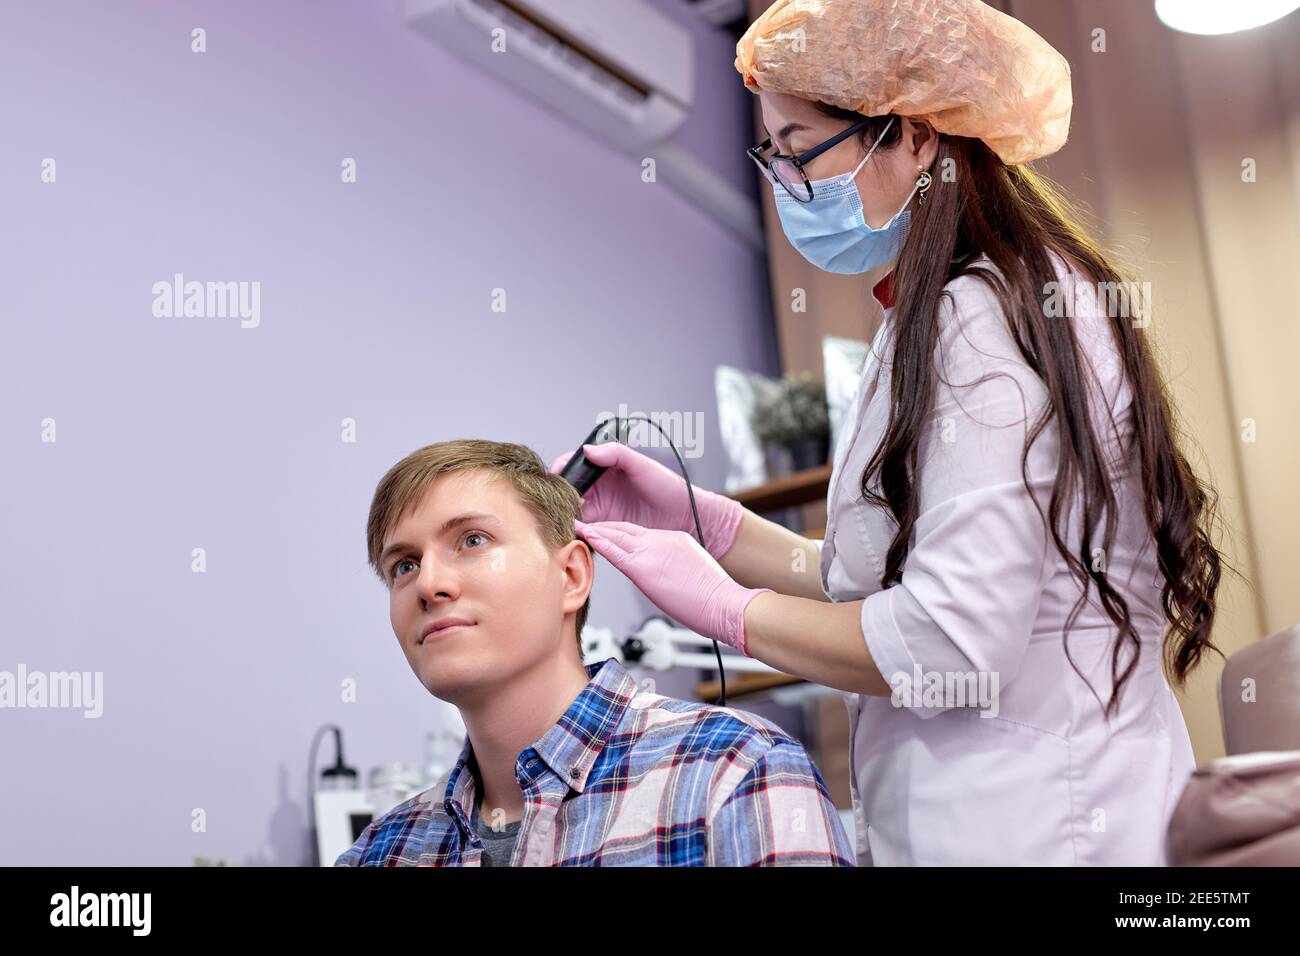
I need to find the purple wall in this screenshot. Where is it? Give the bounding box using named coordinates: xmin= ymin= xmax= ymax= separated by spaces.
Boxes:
xmin=0 ymin=0 xmax=779 ymax=865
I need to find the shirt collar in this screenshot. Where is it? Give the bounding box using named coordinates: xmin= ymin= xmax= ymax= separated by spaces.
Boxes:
xmin=439 ymin=657 xmax=639 ymax=836
xmin=871 ymin=270 xmax=896 ymax=310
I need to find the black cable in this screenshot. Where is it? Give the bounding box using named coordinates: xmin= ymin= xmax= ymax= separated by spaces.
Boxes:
xmin=612 ymin=415 xmax=729 ymax=707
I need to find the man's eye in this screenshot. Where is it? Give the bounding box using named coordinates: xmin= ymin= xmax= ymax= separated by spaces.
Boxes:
xmin=390 ymin=531 xmax=488 ymax=580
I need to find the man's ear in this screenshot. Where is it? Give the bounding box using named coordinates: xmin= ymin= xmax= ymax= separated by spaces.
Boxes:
xmin=559 ymin=538 xmax=594 ymax=615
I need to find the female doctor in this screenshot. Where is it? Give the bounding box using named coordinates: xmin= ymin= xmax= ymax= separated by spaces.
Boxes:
xmin=555 ymin=0 xmax=1225 ymax=865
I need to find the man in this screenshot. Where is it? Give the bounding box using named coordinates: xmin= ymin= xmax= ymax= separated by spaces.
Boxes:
xmin=336 ymin=439 xmax=852 ymax=866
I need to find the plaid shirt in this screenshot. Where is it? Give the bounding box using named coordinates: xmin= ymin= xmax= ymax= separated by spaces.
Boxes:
xmin=335 ymin=657 xmax=853 ymax=866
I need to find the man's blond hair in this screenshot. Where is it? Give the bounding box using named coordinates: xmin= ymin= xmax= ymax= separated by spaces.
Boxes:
xmin=366 ymin=439 xmax=591 ymax=652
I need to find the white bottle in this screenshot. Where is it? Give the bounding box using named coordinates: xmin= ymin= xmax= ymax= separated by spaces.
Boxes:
xmin=422 ymin=729 xmax=461 ymax=788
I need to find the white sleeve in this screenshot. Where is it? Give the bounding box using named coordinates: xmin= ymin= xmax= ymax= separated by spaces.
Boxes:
xmin=858 ymin=278 xmax=1058 ymax=717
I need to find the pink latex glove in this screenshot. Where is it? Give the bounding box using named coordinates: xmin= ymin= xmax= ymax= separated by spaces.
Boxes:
xmin=575 ymin=519 xmax=772 ymax=656
xmin=549 ymin=443 xmax=744 ymax=561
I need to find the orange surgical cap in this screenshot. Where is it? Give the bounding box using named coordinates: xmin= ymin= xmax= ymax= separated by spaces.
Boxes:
xmin=735 ymin=0 xmax=1073 ymax=165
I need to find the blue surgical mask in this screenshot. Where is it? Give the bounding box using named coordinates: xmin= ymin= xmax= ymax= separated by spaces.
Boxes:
xmin=773 ymin=118 xmax=923 ymax=275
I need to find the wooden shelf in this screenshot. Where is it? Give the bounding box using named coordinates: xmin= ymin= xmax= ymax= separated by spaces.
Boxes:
xmin=725 ymin=464 xmax=832 ymax=513
xmin=694 ymin=670 xmax=804 ymax=702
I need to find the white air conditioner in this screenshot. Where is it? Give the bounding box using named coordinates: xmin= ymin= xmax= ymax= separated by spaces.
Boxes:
xmin=404 ymin=0 xmax=763 ymax=249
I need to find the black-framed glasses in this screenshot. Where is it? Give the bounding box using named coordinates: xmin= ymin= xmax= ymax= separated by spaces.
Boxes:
xmin=747 ymin=117 xmax=887 ymax=203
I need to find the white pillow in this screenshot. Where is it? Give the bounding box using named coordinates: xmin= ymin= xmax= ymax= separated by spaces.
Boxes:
xmin=822 ymin=335 xmax=871 ymax=460
xmin=714 ymin=365 xmax=782 ymax=493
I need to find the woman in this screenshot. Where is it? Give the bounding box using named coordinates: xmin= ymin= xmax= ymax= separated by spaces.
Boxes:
xmin=557 ymin=0 xmax=1223 ymax=865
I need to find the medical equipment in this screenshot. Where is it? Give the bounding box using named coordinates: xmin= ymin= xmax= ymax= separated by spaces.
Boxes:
xmin=309 ymin=730 xmax=462 ymax=867
xmin=314 ymin=789 xmax=375 ymax=868
xmin=308 ymin=733 xmax=434 ymax=866
xmin=306 ymin=723 xmax=361 ymax=866
xmin=621 ymin=616 xmax=778 ymax=676
xmin=560 ymin=415 xmax=732 ymax=705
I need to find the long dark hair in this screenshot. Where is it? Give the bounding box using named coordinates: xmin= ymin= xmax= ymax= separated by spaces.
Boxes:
xmin=813 ymin=102 xmax=1225 ymax=717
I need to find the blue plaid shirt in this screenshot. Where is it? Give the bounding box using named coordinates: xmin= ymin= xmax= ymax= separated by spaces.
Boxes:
xmin=335 ymin=657 xmax=854 ymax=866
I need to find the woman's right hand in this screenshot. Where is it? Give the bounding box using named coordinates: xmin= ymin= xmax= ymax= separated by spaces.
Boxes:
xmin=548 ymin=442 xmax=745 ymax=561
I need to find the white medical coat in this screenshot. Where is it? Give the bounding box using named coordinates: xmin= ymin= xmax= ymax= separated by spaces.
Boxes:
xmin=821 ymin=253 xmax=1196 ymax=865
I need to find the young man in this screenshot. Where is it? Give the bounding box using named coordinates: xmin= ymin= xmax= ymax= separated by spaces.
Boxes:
xmin=336 ymin=439 xmax=852 ymax=866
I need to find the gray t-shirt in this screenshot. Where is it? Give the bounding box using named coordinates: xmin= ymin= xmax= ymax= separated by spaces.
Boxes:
xmin=475 ymin=810 xmax=522 ymax=867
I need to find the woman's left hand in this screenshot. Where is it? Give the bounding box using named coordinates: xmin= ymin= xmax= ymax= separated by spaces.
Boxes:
xmin=575 ymin=520 xmax=772 ymax=655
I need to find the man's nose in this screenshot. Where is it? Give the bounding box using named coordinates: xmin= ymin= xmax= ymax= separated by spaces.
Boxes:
xmin=415 ymin=554 xmax=460 ymax=605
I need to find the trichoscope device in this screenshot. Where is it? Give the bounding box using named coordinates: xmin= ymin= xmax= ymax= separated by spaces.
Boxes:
xmin=559 ymin=416 xmax=729 ymax=706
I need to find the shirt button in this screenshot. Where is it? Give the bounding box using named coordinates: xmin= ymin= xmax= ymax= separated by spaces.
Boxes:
xmin=569 ymin=767 xmax=580 ymax=779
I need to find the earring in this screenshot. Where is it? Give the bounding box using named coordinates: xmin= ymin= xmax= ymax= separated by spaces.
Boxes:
xmin=916 ymin=164 xmax=933 ymax=207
